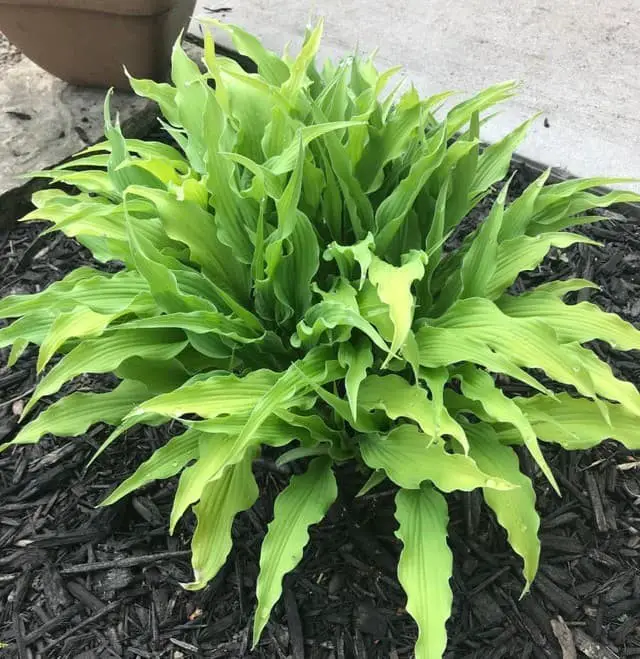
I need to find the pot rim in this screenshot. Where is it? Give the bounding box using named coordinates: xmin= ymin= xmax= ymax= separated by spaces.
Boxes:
xmin=0 ymin=0 xmax=188 ymax=17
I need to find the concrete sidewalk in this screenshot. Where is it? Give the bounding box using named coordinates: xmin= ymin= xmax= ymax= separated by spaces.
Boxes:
xmin=190 ymin=1 xmax=640 ymax=191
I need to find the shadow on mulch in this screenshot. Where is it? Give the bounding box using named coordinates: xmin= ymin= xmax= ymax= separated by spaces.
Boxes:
xmin=1 ymin=166 xmax=640 ymax=658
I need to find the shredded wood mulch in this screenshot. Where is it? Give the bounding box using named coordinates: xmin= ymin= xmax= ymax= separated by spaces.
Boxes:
xmin=1 ymin=168 xmax=640 ymax=658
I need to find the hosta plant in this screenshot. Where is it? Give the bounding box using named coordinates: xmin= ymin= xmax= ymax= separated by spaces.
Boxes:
xmin=2 ymin=20 xmax=640 ymax=658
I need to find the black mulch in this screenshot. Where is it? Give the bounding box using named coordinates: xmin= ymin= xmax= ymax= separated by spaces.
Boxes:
xmin=1 ymin=168 xmax=640 ymax=658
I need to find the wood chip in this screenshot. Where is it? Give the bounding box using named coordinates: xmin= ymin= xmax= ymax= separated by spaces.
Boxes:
xmin=573 ymin=628 xmax=620 ymax=659
xmin=585 ymin=470 xmax=609 ymax=533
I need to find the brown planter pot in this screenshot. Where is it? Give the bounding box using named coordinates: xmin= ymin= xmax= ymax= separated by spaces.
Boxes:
xmin=0 ymin=0 xmax=197 ymax=90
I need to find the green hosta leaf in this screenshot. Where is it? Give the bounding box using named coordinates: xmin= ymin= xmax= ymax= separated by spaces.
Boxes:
xmin=270 ymin=210 xmax=320 ymax=324
xmin=204 ymin=19 xmax=290 ymax=85
xmin=222 ymin=151 xmax=283 ymax=200
xmin=439 ymin=138 xmax=479 ymax=232
xmin=419 ymin=176 xmax=449 ymax=309
xmin=486 ymin=232 xmax=599 ymax=298
xmin=269 ymin=137 xmax=305 ymax=247
xmin=55 ymin=154 xmax=110 ymax=170
xmin=202 ymin=122 xmax=256 ymax=267
xmin=356 ymin=88 xmax=424 ymax=192
xmin=0 ymin=311 xmax=56 ymax=351
xmin=171 ymin=43 xmax=210 ymax=167
xmin=213 ymin=63 xmax=289 ymax=166
xmin=498 ymin=291 xmax=640 ymax=350
xmin=230 ymin=348 xmax=344 ymax=462
xmin=419 ymin=367 xmax=450 ymax=434
xmin=415 ymin=325 xmax=549 ymax=396
xmin=100 ymin=428 xmax=201 ymax=506
xmin=374 ymin=123 xmax=447 ymax=253
xmin=466 ymin=423 xmax=540 ymax=592
xmin=460 ymin=182 xmax=509 ymax=299
xmin=268 ymin=121 xmax=367 ymax=176
xmin=527 ymin=178 xmax=640 ymax=236
xmin=103 ymin=90 xmax=163 ymax=192
xmin=8 ymin=339 xmax=28 ymax=367
xmin=562 ymin=342 xmax=640 ymax=417
xmin=509 ymin=393 xmax=640 ymax=450
xmin=281 ymin=19 xmax=323 ymax=101
xmin=527 ymin=189 xmax=640 ymax=235
xmin=454 ymin=364 xmax=557 ymax=493
xmin=323 ymin=233 xmax=375 ymax=290
xmin=1 ymin=380 xmax=149 ymax=453
xmin=116 ymin=357 xmax=191 ymax=394
xmin=262 ymin=106 xmax=296 ymax=164
xmin=28 ymin=202 xmax=129 ymax=252
xmin=27 ymin=170 xmax=116 ymax=200
xmin=358 ymin=374 xmax=467 ymax=449
xmin=81 ymin=138 xmax=188 ymax=169
xmin=253 ymin=457 xmax=337 ymax=644
xmin=69 ymin=274 xmax=156 ymax=316
xmin=430 ymin=298 xmax=608 ymax=406
xmin=24 ymin=330 xmax=188 ymax=416
xmin=132 ymin=370 xmax=279 ymax=420
xmin=309 ymin=382 xmax=380 ymax=434
xmin=338 ymin=339 xmax=373 ymax=419
xmin=294 ymin=281 xmax=388 ymax=352
xmin=170 ymin=433 xmax=245 ymax=532
xmin=125 ymin=221 xmax=206 ymax=315
xmin=445 ymin=81 xmax=518 ymax=137
xmin=395 ymin=485 xmax=453 ymax=659
xmin=183 ymin=451 xmax=259 ymax=590
xmin=316 ymin=62 xmax=350 ymax=123
xmin=471 ymin=116 xmax=536 ymax=198
xmin=37 ymin=307 xmax=117 ymax=372
xmin=499 ymin=169 xmax=550 ymax=241
xmin=276 ymin=410 xmax=345 ymax=450
xmin=126 ymin=186 xmax=250 ymax=304
xmin=189 ymin=412 xmax=324 ymax=449
xmin=117 ymin=311 xmax=262 ymax=346
xmin=255 ymin=140 xmax=320 ymax=323
xmin=318 ymin=143 xmax=343 ymax=240
xmin=312 ymin=104 xmax=374 ymax=236
xmin=64 ymin=270 xmax=154 ymax=316
xmin=357 ymin=469 xmax=387 ymax=496
xmin=530 ymin=278 xmax=599 ymax=298
xmin=368 ymin=251 xmax=428 ymax=362
xmin=359 ymin=425 xmax=514 ymax=491
xmin=0 ymin=268 xmax=104 ymax=319
xmin=128 ymin=75 xmax=179 ymax=125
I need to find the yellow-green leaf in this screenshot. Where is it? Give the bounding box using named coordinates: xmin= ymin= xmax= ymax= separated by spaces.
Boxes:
xmin=395 ymin=484 xmax=453 ymax=659
xmin=368 ymin=250 xmax=427 ymax=362
xmin=466 ymin=423 xmax=540 ymax=592
xmin=338 ymin=338 xmax=373 ymax=419
xmin=454 ymin=364 xmax=558 ymax=493
xmin=514 ymin=392 xmax=640 ymax=450
xmin=24 ymin=330 xmax=187 ymax=417
xmin=100 ymin=428 xmax=201 ymax=506
xmin=183 ymin=451 xmax=258 ymax=590
xmin=359 ymin=425 xmax=514 ymax=491
xmin=358 ymin=374 xmax=467 ymax=449
xmin=1 ymin=380 xmax=149 ymax=453
xmin=253 ymin=457 xmax=337 ymax=645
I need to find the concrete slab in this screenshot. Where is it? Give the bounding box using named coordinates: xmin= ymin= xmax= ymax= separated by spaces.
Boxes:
xmin=190 ymin=1 xmax=640 ymax=191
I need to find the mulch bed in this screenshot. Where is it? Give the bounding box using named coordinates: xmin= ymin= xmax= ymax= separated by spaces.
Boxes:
xmin=1 ymin=166 xmax=640 ymax=659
